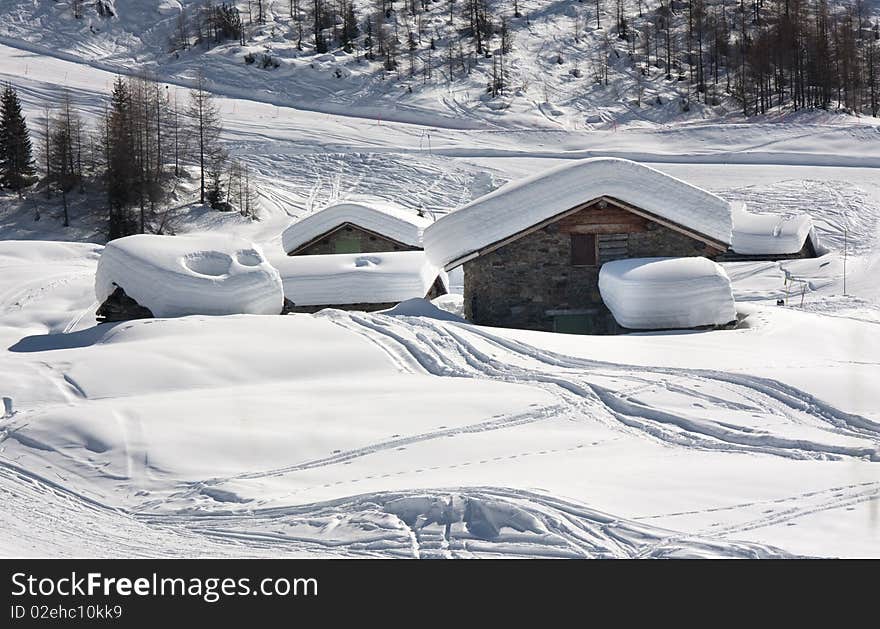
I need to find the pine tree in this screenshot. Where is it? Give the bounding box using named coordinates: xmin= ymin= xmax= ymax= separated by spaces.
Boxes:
xmin=105 ymin=77 xmax=138 ymax=238
xmin=0 ymin=84 xmax=36 ymax=194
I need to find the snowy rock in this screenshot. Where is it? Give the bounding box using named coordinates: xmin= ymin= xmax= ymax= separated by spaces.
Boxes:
xmin=424 ymin=158 xmax=734 ymax=269
xmin=731 ymin=203 xmax=816 ymax=255
xmin=272 ymin=250 xmax=446 ymax=307
xmin=95 ymin=234 xmax=284 ymax=318
xmin=598 ymin=257 xmax=736 ymax=330
xmin=281 ymin=200 xmax=431 ymax=254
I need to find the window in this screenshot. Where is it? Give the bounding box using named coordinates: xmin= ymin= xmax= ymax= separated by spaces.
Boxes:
xmin=570 ymin=233 xmax=597 ymax=266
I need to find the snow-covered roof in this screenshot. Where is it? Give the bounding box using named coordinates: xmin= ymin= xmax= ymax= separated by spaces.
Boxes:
xmin=424 ymin=158 xmax=734 ymax=269
xmin=598 ymin=257 xmax=736 ymax=330
xmin=272 ymin=251 xmax=446 ymax=307
xmin=95 ymin=234 xmax=284 ymax=318
xmin=282 ymin=200 xmax=432 ymax=254
xmin=731 ymin=203 xmax=815 ymax=255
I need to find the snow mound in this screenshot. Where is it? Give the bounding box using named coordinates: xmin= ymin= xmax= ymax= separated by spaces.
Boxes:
xmin=272 ymin=251 xmax=446 ymax=307
xmin=731 ymin=203 xmax=816 ymax=255
xmin=380 ymin=298 xmax=466 ymax=322
xmin=599 ymin=257 xmax=736 ymax=330
xmin=95 ymin=234 xmax=283 ymax=318
xmin=424 ymin=158 xmax=733 ymax=269
xmin=281 ymin=200 xmax=432 ymax=254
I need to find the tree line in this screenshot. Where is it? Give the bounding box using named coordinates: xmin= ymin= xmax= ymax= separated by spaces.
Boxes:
xmin=171 ymin=0 xmax=880 ymax=117
xmin=0 ymin=75 xmax=257 ymax=239
xmin=634 ymin=0 xmax=880 ymax=116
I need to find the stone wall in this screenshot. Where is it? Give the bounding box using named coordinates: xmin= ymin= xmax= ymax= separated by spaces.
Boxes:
xmin=463 ymin=200 xmax=723 ymax=334
xmin=287 ymin=301 xmax=400 ymax=314
xmin=285 ymin=277 xmax=446 ymax=314
xmin=290 ymin=224 xmax=420 ymax=255
xmin=716 ymin=237 xmax=817 ymax=262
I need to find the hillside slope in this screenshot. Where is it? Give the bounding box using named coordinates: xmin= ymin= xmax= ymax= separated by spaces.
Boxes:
xmin=8 ymin=0 xmax=872 ymax=130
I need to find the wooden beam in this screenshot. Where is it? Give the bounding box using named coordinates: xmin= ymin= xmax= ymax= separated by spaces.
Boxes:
xmin=444 ymin=196 xmax=728 ymax=268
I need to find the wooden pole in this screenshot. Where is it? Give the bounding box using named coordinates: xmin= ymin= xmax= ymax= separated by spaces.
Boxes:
xmin=843 ymin=226 xmax=847 ymax=296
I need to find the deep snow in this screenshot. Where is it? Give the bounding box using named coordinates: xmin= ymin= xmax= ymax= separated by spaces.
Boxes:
xmin=273 ymin=250 xmax=444 ymax=307
xmin=1 ymin=18 xmax=880 ymax=558
xmin=598 ymin=257 xmax=736 ymax=329
xmin=95 ymin=234 xmax=283 ymax=317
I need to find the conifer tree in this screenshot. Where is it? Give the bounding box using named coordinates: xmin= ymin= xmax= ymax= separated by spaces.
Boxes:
xmin=105 ymin=77 xmax=138 ymax=238
xmin=0 ymin=84 xmax=36 ymax=194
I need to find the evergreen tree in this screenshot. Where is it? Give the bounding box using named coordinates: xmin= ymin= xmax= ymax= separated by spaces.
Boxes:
xmin=105 ymin=77 xmax=138 ymax=238
xmin=0 ymin=84 xmax=36 ymax=193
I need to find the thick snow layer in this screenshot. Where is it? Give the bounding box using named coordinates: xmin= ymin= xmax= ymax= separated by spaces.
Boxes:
xmin=732 ymin=203 xmax=816 ymax=255
xmin=281 ymin=200 xmax=431 ymax=254
xmin=272 ymin=251 xmax=445 ymax=307
xmin=95 ymin=234 xmax=283 ymax=317
xmin=424 ymin=158 xmax=734 ymax=269
xmin=599 ymin=257 xmax=737 ymax=329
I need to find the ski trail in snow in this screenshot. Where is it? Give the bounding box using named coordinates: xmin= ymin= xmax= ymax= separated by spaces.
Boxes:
xmin=319 ymin=310 xmax=880 ymax=462
xmin=137 ymin=485 xmax=797 ymax=559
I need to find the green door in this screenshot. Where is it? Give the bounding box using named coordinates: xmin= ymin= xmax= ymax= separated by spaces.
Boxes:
xmin=553 ymin=314 xmax=594 ymax=335
xmin=333 ymin=229 xmax=361 ymax=254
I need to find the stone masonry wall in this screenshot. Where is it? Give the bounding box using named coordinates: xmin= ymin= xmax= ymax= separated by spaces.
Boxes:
xmin=463 ymin=202 xmax=723 ymax=334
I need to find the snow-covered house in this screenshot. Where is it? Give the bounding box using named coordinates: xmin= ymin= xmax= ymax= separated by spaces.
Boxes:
xmin=282 ymin=201 xmax=432 ymax=256
xmin=273 ymin=251 xmax=447 ymax=313
xmin=423 ymin=157 xmax=739 ymax=333
xmin=95 ymin=234 xmax=284 ymax=321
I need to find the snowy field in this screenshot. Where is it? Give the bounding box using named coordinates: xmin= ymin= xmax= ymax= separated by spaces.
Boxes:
xmin=2 ymin=25 xmax=880 ymax=558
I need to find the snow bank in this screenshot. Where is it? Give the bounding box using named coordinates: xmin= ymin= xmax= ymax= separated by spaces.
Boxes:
xmin=281 ymin=200 xmax=431 ymax=254
xmin=380 ymin=298 xmax=466 ymax=322
xmin=424 ymin=158 xmax=733 ymax=269
xmin=731 ymin=203 xmax=816 ymax=255
xmin=599 ymin=257 xmax=736 ymax=330
xmin=272 ymin=251 xmax=446 ymax=307
xmin=95 ymin=234 xmax=283 ymax=317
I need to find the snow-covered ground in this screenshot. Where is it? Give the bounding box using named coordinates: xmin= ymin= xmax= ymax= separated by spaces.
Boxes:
xmin=1 ymin=19 xmax=880 ymax=557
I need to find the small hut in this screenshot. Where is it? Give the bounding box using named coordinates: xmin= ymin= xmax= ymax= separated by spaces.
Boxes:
xmin=282 ymin=201 xmax=431 ymax=256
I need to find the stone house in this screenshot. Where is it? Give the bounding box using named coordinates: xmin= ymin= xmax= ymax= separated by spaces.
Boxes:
xmin=282 ymin=201 xmax=431 ymax=256
xmin=423 ymin=158 xmax=739 ymax=334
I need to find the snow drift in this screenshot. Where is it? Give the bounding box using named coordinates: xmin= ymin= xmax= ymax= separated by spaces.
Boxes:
xmin=272 ymin=250 xmax=446 ymax=307
xmin=424 ymin=158 xmax=734 ymax=269
xmin=95 ymin=234 xmax=283 ymax=317
xmin=599 ymin=257 xmax=736 ymax=330
xmin=731 ymin=203 xmax=817 ymax=255
xmin=281 ymin=200 xmax=431 ymax=254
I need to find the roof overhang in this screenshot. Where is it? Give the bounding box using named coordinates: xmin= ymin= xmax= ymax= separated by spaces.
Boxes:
xmin=443 ymin=196 xmax=730 ymax=271
xmin=288 ymin=222 xmax=419 ymax=255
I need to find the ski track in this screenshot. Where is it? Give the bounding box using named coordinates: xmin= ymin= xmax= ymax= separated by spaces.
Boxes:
xmin=317 ymin=310 xmax=880 ymax=463
xmin=1 ymin=455 xmax=803 ymax=558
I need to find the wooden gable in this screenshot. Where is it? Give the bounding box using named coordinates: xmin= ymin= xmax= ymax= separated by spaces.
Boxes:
xmin=451 ymin=196 xmax=728 ymax=268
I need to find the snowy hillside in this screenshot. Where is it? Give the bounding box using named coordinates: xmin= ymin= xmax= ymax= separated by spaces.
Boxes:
xmin=3 ymin=0 xmax=879 ymax=130
xmin=1 ymin=1 xmax=880 ymax=559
